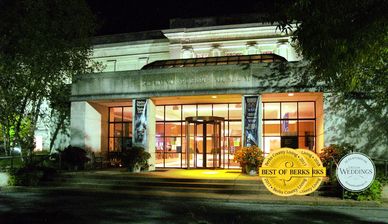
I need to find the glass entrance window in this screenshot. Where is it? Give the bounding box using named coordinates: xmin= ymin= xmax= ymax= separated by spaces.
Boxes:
xmin=262 ymin=101 xmax=316 ymax=155
xmin=108 ymin=106 xmax=132 ymax=165
xmin=185 ymin=117 xmax=223 ymax=169
xmin=155 ymin=103 xmax=242 ymax=168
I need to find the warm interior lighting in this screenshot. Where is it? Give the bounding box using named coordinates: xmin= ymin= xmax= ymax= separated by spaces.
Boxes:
xmin=202 ymin=171 xmax=218 ymax=175
xmin=288 ymin=93 xmax=294 ymax=96
xmin=211 ymin=96 xmax=217 ymax=99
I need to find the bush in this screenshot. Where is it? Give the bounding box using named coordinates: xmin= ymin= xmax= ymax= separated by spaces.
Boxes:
xmin=120 ymin=147 xmax=151 ymax=172
xmin=344 ymin=179 xmax=383 ymax=201
xmin=233 ymin=145 xmax=264 ymax=174
xmin=319 ymin=144 xmax=353 ymax=180
xmin=60 ymin=145 xmax=90 ymax=170
xmin=7 ymin=164 xmax=57 ymax=186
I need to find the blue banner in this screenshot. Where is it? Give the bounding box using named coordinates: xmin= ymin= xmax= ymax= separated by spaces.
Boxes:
xmin=134 ymin=99 xmax=147 ymax=147
xmin=244 ymin=96 xmax=259 ymax=146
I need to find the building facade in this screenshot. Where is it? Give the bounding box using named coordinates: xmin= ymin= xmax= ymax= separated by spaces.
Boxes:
xmin=69 ymin=18 xmax=387 ymax=170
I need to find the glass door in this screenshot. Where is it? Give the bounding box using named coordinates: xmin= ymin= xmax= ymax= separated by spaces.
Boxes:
xmin=185 ymin=116 xmax=224 ymax=169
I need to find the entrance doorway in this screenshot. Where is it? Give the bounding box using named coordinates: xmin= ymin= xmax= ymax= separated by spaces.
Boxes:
xmin=185 ymin=116 xmax=225 ymax=168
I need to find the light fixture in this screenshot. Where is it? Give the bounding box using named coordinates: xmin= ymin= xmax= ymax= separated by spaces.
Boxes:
xmin=288 ymin=93 xmax=294 ymax=97
xmin=211 ymin=96 xmax=217 ymax=99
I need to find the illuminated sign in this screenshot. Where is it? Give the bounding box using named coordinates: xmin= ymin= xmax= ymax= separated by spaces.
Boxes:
xmin=259 ymin=148 xmax=326 ymax=196
xmin=336 ymin=153 xmax=375 ymax=192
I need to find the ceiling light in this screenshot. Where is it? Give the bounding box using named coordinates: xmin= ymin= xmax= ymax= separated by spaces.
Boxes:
xmin=288 ymin=93 xmax=294 ymax=97
xmin=211 ymin=96 xmax=217 ymax=99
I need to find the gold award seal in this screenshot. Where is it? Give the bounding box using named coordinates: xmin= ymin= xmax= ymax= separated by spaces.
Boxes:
xmin=259 ymin=148 xmax=326 ymax=196
xmin=260 ymin=148 xmax=308 ymax=196
xmin=296 ymin=149 xmax=326 ymax=195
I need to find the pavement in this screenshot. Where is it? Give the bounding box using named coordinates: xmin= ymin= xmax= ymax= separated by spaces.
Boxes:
xmin=1 ymin=168 xmax=388 ymax=224
xmin=27 ymin=168 xmax=388 ymax=207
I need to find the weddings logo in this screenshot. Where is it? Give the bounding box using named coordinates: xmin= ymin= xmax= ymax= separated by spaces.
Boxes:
xmin=259 ymin=148 xmax=326 ymax=196
xmin=336 ymin=153 xmax=375 ymax=192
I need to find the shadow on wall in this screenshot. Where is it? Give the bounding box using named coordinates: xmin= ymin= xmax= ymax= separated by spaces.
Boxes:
xmin=325 ymin=93 xmax=388 ymax=160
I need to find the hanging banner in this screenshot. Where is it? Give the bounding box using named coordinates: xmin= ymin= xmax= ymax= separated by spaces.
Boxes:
xmin=134 ymin=99 xmax=147 ymax=147
xmin=244 ymin=96 xmax=259 ymax=146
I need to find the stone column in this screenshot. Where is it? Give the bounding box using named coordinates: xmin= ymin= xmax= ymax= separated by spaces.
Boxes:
xmin=277 ymin=42 xmax=289 ymax=60
xmin=70 ymin=101 xmax=102 ymax=153
xmin=146 ymin=99 xmax=156 ymax=171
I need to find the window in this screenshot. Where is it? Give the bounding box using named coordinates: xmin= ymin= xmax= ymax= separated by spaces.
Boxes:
xmin=108 ymin=106 xmax=132 ymax=164
xmin=262 ymin=101 xmax=316 ymax=155
xmin=155 ymin=103 xmax=242 ymax=168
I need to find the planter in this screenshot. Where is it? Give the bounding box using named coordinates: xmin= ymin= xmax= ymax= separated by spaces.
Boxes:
xmin=245 ymin=164 xmax=257 ymax=175
xmin=128 ymin=164 xmax=141 ymax=173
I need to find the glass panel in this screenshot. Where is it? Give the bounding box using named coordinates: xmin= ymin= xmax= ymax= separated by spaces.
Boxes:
xmin=263 ymin=137 xmax=281 ymax=154
xmin=281 ymin=102 xmax=297 ymax=119
xmin=165 ymin=152 xmax=181 ymax=167
xmin=123 ymin=107 xmax=132 ymax=122
xmin=263 ymin=103 xmax=280 ymax=119
xmin=195 ymin=136 xmax=204 ymax=168
xmin=263 ymin=120 xmax=280 ymax=136
xmin=281 ymin=120 xmax=297 ymax=136
xmin=123 ymin=122 xmax=132 ymax=137
xmin=298 ymin=120 xmax=315 ymax=136
xmin=156 ymin=137 xmax=164 ymax=151
xmin=206 ymin=123 xmax=214 ymax=137
xmin=114 ymin=123 xmax=122 ymax=137
xmin=165 ymin=122 xmax=182 ymax=136
xmin=222 ymin=121 xmax=229 ymax=138
xmin=229 ymin=121 xmax=242 ymax=136
xmin=110 ymin=107 xmax=122 ymax=122
xmin=299 ymin=136 xmax=315 ymax=150
xmin=156 ymin=106 xmax=164 ymax=121
xmin=165 ymin=137 xmax=181 ymax=167
xmin=229 ymin=103 xmax=242 ymax=119
xmin=165 ymin=105 xmax=181 ymax=121
xmin=228 ymin=137 xmax=241 ymax=168
xmin=109 ymin=138 xmax=114 ymax=151
xmin=122 ymin=137 xmax=132 ymax=151
xmin=109 ymin=124 xmax=114 ymax=137
xmin=213 ymin=104 xmax=228 ymax=117
xmin=183 ymin=105 xmax=196 ymax=118
xmin=165 ymin=137 xmax=181 ymax=153
xmin=155 ymin=137 xmax=164 ymax=167
xmin=198 ymin=104 xmax=212 ymax=116
xmin=114 ymin=138 xmax=122 ymax=151
xmin=298 ymin=102 xmax=315 ymax=118
xmin=196 ymin=123 xmax=204 ymax=136
xmin=188 ymin=123 xmax=195 ymax=168
xmin=156 ymin=122 xmax=164 ymax=136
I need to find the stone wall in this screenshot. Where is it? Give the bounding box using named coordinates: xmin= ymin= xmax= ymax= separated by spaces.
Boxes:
xmin=324 ymin=93 xmax=388 ymax=160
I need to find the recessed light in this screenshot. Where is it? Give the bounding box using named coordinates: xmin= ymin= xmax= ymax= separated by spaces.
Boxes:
xmin=288 ymin=93 xmax=294 ymax=97
xmin=211 ymin=96 xmax=217 ymax=99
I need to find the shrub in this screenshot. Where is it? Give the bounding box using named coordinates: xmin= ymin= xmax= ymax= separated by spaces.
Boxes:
xmin=344 ymin=179 xmax=383 ymax=201
xmin=319 ymin=144 xmax=353 ymax=180
xmin=120 ymin=146 xmax=151 ymax=172
xmin=60 ymin=145 xmax=90 ymax=170
xmin=233 ymin=145 xmax=264 ymax=174
xmin=7 ymin=164 xmax=57 ymax=186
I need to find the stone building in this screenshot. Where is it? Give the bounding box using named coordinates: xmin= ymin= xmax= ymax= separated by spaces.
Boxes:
xmin=69 ymin=16 xmax=387 ymax=170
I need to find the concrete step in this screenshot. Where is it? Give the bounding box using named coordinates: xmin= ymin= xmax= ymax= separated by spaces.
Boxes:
xmin=43 ymin=170 xmax=271 ymax=196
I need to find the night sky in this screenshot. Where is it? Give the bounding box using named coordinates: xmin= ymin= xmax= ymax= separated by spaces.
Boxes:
xmin=86 ymin=0 xmax=275 ymax=36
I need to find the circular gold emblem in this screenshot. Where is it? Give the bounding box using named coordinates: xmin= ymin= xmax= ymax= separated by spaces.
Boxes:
xmin=296 ymin=149 xmax=324 ymax=195
xmin=259 ymin=148 xmax=326 ymax=197
xmin=260 ymin=148 xmax=308 ymax=196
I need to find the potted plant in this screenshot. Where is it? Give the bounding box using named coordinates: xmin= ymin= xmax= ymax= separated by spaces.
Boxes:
xmin=59 ymin=145 xmax=90 ymax=171
xmin=233 ymin=145 xmax=264 ymax=175
xmin=120 ymin=146 xmax=151 ymax=172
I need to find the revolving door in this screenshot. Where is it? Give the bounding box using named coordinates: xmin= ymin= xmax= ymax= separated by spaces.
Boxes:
xmin=185 ymin=116 xmax=225 ymax=168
